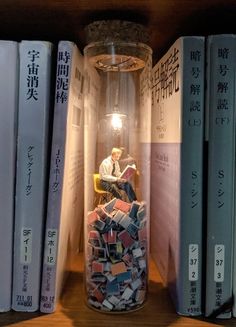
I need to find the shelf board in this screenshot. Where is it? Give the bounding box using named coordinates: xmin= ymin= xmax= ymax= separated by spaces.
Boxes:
xmin=1 ymin=253 xmax=236 ymax=326
xmin=1 ymin=0 xmax=236 ymax=62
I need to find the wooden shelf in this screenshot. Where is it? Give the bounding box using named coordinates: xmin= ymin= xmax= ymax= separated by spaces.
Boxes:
xmin=1 ymin=1 xmax=236 ymax=325
xmin=0 ymin=253 xmax=235 ymax=326
xmin=1 ymin=0 xmax=236 ymax=62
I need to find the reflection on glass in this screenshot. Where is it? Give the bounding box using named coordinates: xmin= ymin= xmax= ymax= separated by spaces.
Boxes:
xmin=83 ymin=20 xmax=152 ymax=313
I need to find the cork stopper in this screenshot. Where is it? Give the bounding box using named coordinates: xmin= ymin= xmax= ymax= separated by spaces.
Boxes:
xmin=85 ymin=20 xmax=150 ymax=45
xmin=84 ymin=20 xmax=152 ymax=72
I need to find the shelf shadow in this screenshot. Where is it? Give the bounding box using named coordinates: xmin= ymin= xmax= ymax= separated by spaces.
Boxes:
xmin=0 ymin=310 xmax=44 ymax=326
xmin=61 ymin=271 xmax=179 ymax=326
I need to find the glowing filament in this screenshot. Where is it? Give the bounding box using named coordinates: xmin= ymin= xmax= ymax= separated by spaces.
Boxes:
xmin=111 ymin=113 xmax=123 ymax=130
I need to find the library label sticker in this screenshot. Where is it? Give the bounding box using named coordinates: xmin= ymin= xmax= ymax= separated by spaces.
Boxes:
xmin=44 ymin=229 xmax=58 ymax=266
xmin=189 ymin=244 xmax=199 ymax=281
xmin=214 ymin=244 xmax=224 ymax=282
xmin=20 ymin=228 xmax=33 ymax=264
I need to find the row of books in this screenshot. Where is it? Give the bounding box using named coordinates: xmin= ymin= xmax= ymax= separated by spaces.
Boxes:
xmin=150 ymin=34 xmax=236 ymax=318
xmin=0 ymin=40 xmax=84 ymax=313
xmin=2 ymin=34 xmax=236 ymax=318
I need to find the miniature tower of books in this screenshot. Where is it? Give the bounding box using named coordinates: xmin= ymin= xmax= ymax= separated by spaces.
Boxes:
xmin=83 ymin=20 xmax=152 ymax=312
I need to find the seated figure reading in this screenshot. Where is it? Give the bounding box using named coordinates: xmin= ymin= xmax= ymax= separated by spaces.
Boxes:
xmin=99 ymin=147 xmax=137 ymax=202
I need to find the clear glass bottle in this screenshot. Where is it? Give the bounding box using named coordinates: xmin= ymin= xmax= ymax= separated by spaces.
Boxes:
xmin=83 ymin=20 xmax=152 ymax=312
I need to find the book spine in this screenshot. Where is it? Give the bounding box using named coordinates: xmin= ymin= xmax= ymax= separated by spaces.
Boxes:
xmin=12 ymin=41 xmax=53 ymax=312
xmin=178 ymin=37 xmax=205 ymax=316
xmin=40 ymin=41 xmax=84 ymax=313
xmin=150 ymin=36 xmax=204 ymax=317
xmin=205 ymin=35 xmax=236 ymax=318
xmin=40 ymin=41 xmax=73 ymax=313
xmin=0 ymin=41 xmax=19 ymax=312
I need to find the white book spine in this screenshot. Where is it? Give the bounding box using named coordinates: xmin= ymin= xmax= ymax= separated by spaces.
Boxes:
xmin=40 ymin=41 xmax=84 ymax=313
xmin=12 ymin=40 xmax=53 ymax=312
xmin=0 ymin=41 xmax=19 ymax=312
xmin=151 ymin=36 xmax=205 ymax=316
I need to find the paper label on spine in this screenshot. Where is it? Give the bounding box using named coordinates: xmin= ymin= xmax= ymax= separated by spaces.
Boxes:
xmin=20 ymin=228 xmax=33 ymax=264
xmin=188 ymin=244 xmax=199 ymax=281
xmin=214 ymin=244 xmax=224 ymax=282
xmin=44 ymin=229 xmax=58 ymax=266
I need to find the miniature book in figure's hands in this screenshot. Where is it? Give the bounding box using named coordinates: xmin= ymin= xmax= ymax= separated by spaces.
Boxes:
xmin=120 ymin=164 xmax=136 ymax=180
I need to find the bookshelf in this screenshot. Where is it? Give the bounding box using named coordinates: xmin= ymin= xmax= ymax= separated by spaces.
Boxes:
xmin=1 ymin=253 xmax=235 ymax=327
xmin=1 ymin=0 xmax=236 ymax=325
xmin=1 ymin=0 xmax=236 ymax=62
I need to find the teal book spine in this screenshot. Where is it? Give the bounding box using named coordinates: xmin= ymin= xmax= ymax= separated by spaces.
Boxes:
xmin=205 ymin=34 xmax=236 ymax=318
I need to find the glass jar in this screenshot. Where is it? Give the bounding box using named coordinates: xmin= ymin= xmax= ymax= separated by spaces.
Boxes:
xmin=83 ymin=20 xmax=152 ymax=312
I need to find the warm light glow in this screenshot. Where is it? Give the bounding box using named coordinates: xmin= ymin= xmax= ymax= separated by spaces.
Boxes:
xmin=111 ymin=113 xmax=123 ymax=130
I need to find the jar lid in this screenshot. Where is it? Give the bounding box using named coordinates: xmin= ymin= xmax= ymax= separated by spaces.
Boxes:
xmin=85 ymin=20 xmax=150 ymax=46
